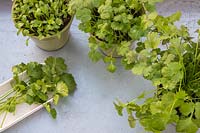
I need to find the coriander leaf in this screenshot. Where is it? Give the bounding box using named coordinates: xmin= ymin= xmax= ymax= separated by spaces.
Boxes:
xmin=12 ymin=63 xmax=27 ymax=75
xmin=26 ymin=94 xmax=34 ymax=105
xmin=14 ymin=84 xmax=26 ymax=91
xmin=179 ymin=102 xmax=194 ymax=116
xmin=88 ymin=50 xmax=103 ymax=62
xmin=50 ymin=108 xmax=57 ymax=119
xmin=132 ymin=63 xmax=147 ymax=75
xmin=128 ymin=27 xmax=143 ymax=40
xmin=78 ymin=22 xmax=92 ymax=33
xmin=27 ymin=62 xmax=43 ymax=80
xmin=145 ymin=32 xmax=161 ymax=49
xmin=44 ymin=103 xmax=51 ymax=113
xmin=150 ymin=101 xmax=164 ymax=114
xmin=26 ymin=38 xmax=29 ymax=46
xmin=44 ymin=56 xmax=67 ymax=75
xmin=8 ymin=103 xmax=16 ymax=113
xmin=53 ymin=94 xmax=60 ymax=105
xmin=92 ymin=0 xmax=105 ymax=7
xmin=168 ymin=11 xmax=181 ymax=23
xmin=60 ymin=73 xmax=76 ymax=93
xmin=150 ymin=115 xmax=168 ymax=131
xmin=36 ymin=91 xmax=48 ymax=102
xmin=114 ymin=102 xmax=124 ymax=116
xmin=117 ymin=41 xmax=131 ymax=56
xmin=176 ymin=118 xmax=198 ymax=133
xmin=140 ymin=115 xmax=166 ymax=132
xmin=98 ymin=5 xmax=113 ymax=19
xmin=76 ymin=8 xmax=91 ymax=22
xmin=193 ymin=119 xmax=200 ymax=128
xmin=175 ymin=91 xmax=187 ymax=100
xmin=107 ymin=63 xmax=116 ymax=73
xmin=128 ymin=115 xmax=136 ymax=128
xmin=56 ymin=81 xmax=69 ymax=97
xmin=161 ymin=92 xmax=175 ymax=106
xmin=137 ymin=91 xmax=146 ymax=99
xmin=148 ymin=12 xmax=158 ymax=20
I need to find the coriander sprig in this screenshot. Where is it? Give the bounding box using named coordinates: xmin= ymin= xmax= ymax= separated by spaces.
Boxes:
xmin=115 ymin=16 xmax=200 ymax=133
xmin=0 ymin=56 xmax=76 ymax=127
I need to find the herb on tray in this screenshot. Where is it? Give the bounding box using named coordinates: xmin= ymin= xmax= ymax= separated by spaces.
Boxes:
xmin=0 ymin=56 xmax=76 ymax=127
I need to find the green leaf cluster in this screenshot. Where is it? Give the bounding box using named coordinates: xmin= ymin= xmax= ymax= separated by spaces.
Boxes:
xmin=0 ymin=56 xmax=76 ymax=127
xmin=114 ymin=14 xmax=200 ymax=133
xmin=12 ymin=0 xmax=72 ymax=39
xmin=70 ymin=0 xmax=182 ymax=73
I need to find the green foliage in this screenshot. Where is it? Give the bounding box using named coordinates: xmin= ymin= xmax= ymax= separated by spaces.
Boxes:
xmin=176 ymin=118 xmax=198 ymax=133
xmin=12 ymin=0 xmax=72 ymax=40
xmin=70 ymin=0 xmax=183 ymax=73
xmin=70 ymin=0 xmax=165 ymax=72
xmin=0 ymin=57 xmax=76 ymax=127
xmin=114 ymin=17 xmax=200 ymax=132
xmin=56 ymin=81 xmax=69 ymax=97
xmin=60 ymin=73 xmax=77 ymax=93
xmin=76 ymin=8 xmax=91 ymax=22
xmin=195 ymin=103 xmax=200 ymax=119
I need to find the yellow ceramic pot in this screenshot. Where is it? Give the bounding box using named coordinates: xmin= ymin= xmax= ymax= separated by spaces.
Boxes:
xmin=30 ymin=16 xmax=74 ymax=51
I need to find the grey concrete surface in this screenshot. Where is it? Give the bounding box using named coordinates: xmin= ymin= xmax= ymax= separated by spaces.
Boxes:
xmin=0 ymin=0 xmax=199 ymax=133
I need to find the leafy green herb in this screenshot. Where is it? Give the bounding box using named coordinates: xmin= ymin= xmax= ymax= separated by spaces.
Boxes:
xmin=69 ymin=0 xmax=182 ymax=73
xmin=0 ymin=56 xmax=76 ymax=127
xmin=114 ymin=16 xmax=200 ymax=133
xmin=12 ymin=0 xmax=72 ymax=40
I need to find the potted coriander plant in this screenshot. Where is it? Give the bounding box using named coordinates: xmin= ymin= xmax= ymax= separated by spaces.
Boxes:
xmin=12 ymin=0 xmax=74 ymax=51
xmin=69 ymin=0 xmax=162 ymax=72
xmin=114 ymin=18 xmax=200 ymax=133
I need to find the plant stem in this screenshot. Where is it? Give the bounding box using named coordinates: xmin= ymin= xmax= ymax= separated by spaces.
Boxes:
xmin=189 ymin=76 xmax=200 ymax=83
xmin=0 ymin=112 xmax=7 ymax=128
xmin=0 ymin=89 xmax=15 ymax=102
xmin=193 ymin=71 xmax=200 ymax=77
xmin=192 ymin=35 xmax=199 ymax=75
xmin=170 ymin=99 xmax=177 ymax=114
xmin=190 ymin=110 xmax=194 ymax=119
xmin=142 ymin=3 xmax=148 ymax=14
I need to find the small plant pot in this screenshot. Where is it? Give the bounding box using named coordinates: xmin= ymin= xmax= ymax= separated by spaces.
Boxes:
xmin=99 ymin=47 xmax=122 ymax=58
xmin=11 ymin=0 xmax=74 ymax=51
xmin=31 ymin=16 xmax=74 ymax=51
xmin=93 ymin=36 xmax=135 ymax=58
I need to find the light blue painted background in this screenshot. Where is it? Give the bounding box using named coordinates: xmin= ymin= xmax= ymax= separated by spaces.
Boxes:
xmin=0 ymin=0 xmax=199 ymax=132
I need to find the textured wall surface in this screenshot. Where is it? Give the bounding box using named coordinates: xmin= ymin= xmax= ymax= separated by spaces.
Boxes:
xmin=0 ymin=0 xmax=199 ymax=133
